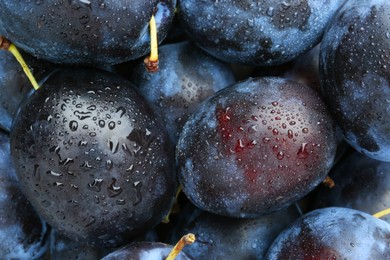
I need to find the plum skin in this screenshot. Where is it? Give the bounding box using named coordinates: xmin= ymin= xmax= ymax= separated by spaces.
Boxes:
xmin=130 ymin=41 xmax=235 ymax=144
xmin=176 ymin=77 xmax=337 ymax=218
xmin=10 ymin=68 xmax=177 ymax=247
xmin=178 ymin=0 xmax=346 ymax=66
xmin=0 ymin=0 xmax=175 ymax=65
xmin=320 ymin=0 xmax=390 ymax=162
xmin=266 ymin=207 xmax=390 ymax=259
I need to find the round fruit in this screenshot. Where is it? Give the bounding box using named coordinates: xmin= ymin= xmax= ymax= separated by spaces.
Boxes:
xmin=266 ymin=207 xmax=390 ymax=259
xmin=10 ymin=67 xmax=177 ymax=247
xmin=320 ymin=0 xmax=390 ymax=162
xmin=0 ymin=0 xmax=175 ymax=65
xmin=176 ymin=77 xmax=338 ymax=218
xmin=178 ymin=0 xmax=346 ymax=66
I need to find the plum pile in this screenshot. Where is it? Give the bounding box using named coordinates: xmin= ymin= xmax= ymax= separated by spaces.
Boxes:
xmin=1 ymin=0 xmax=390 ymax=259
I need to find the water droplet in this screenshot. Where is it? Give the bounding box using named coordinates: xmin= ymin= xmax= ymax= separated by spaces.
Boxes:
xmin=106 ymin=159 xmax=113 ymax=170
xmin=47 ymin=170 xmax=62 ymax=177
xmin=69 ymin=120 xmax=78 ymax=131
xmin=133 ymin=181 xmax=142 ymax=206
xmin=53 ymin=182 xmax=64 ymax=187
xmin=297 ymin=143 xmax=309 ymax=159
xmin=108 ymin=121 xmax=115 ymax=130
xmin=281 ymin=2 xmax=290 ymax=10
xmin=302 ymin=128 xmax=309 ymax=134
xmin=116 ymin=199 xmax=126 ymax=205
xmin=108 ymin=138 xmax=119 ymax=154
xmin=74 ymin=110 xmax=92 ymax=120
xmin=247 ymin=140 xmax=257 ymax=148
xmin=108 ymin=178 xmax=122 ymax=197
xmin=87 ymin=105 xmax=96 ymax=111
xmin=248 ymin=124 xmax=258 ymax=133
xmin=235 ymin=139 xmax=245 ymax=152
xmin=79 ymin=140 xmax=88 ymax=146
xmin=266 ymin=6 xmax=274 ymax=17
xmin=126 ymin=164 xmax=134 ymax=172
xmin=79 ymin=156 xmax=91 ymax=165
xmin=116 ymin=106 xmax=126 ymax=117
xmin=99 ymin=120 xmax=105 ymax=128
xmin=288 ymin=130 xmax=294 ymax=139
xmin=272 ymin=128 xmax=279 ymax=135
xmin=263 ymin=137 xmax=270 ymax=143
xmin=70 ymin=184 xmax=78 ymax=190
xmin=60 ymin=158 xmax=74 ymax=166
xmin=88 ymin=178 xmax=103 ymax=192
xmin=277 ymin=151 xmax=284 ymax=160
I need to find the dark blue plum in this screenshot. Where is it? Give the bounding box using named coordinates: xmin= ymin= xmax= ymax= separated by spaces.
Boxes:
xmin=131 ymin=41 xmax=235 ymax=144
xmin=320 ymin=0 xmax=390 ymax=162
xmin=311 ymin=150 xmax=390 ymax=223
xmin=266 ymin=207 xmax=390 ymax=259
xmin=0 ymin=0 xmax=175 ymax=65
xmin=10 ymin=67 xmax=177 ymax=247
xmin=0 ymin=130 xmax=50 ymax=259
xmin=176 ymin=77 xmax=338 ymax=218
xmin=178 ymin=0 xmax=346 ymax=66
xmin=168 ymin=203 xmax=300 ymax=259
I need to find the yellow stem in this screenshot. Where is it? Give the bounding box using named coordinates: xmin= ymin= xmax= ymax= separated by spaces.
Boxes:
xmin=144 ymin=15 xmax=159 ymax=73
xmin=165 ymin=233 xmax=196 ymax=260
xmin=149 ymin=15 xmax=158 ymax=62
xmin=372 ymin=208 xmax=390 ymax=219
xmin=8 ymin=44 xmax=40 ymax=90
xmin=322 ymin=176 xmax=335 ymax=188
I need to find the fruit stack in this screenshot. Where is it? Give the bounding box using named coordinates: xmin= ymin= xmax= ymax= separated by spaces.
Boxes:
xmin=1 ymin=0 xmax=390 ymax=259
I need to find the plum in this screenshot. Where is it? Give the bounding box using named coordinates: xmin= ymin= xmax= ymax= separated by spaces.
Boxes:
xmin=10 ymin=67 xmax=177 ymax=247
xmin=178 ymin=0 xmax=346 ymax=66
xmin=266 ymin=207 xmax=390 ymax=259
xmin=0 ymin=0 xmax=175 ymax=65
xmin=320 ymin=0 xmax=390 ymax=162
xmin=176 ymin=77 xmax=338 ymax=217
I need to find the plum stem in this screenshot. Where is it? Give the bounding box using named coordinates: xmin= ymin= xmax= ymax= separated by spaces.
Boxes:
xmin=165 ymin=233 xmax=196 ymax=260
xmin=0 ymin=36 xmax=40 ymax=90
xmin=162 ymin=185 xmax=182 ymax=224
xmin=373 ymin=208 xmax=390 ymax=219
xmin=322 ymin=176 xmax=335 ymax=188
xmin=144 ymin=15 xmax=159 ymax=73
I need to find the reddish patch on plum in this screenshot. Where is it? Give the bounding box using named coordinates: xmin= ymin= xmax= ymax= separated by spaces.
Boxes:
xmin=177 ymin=77 xmax=338 ymax=217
